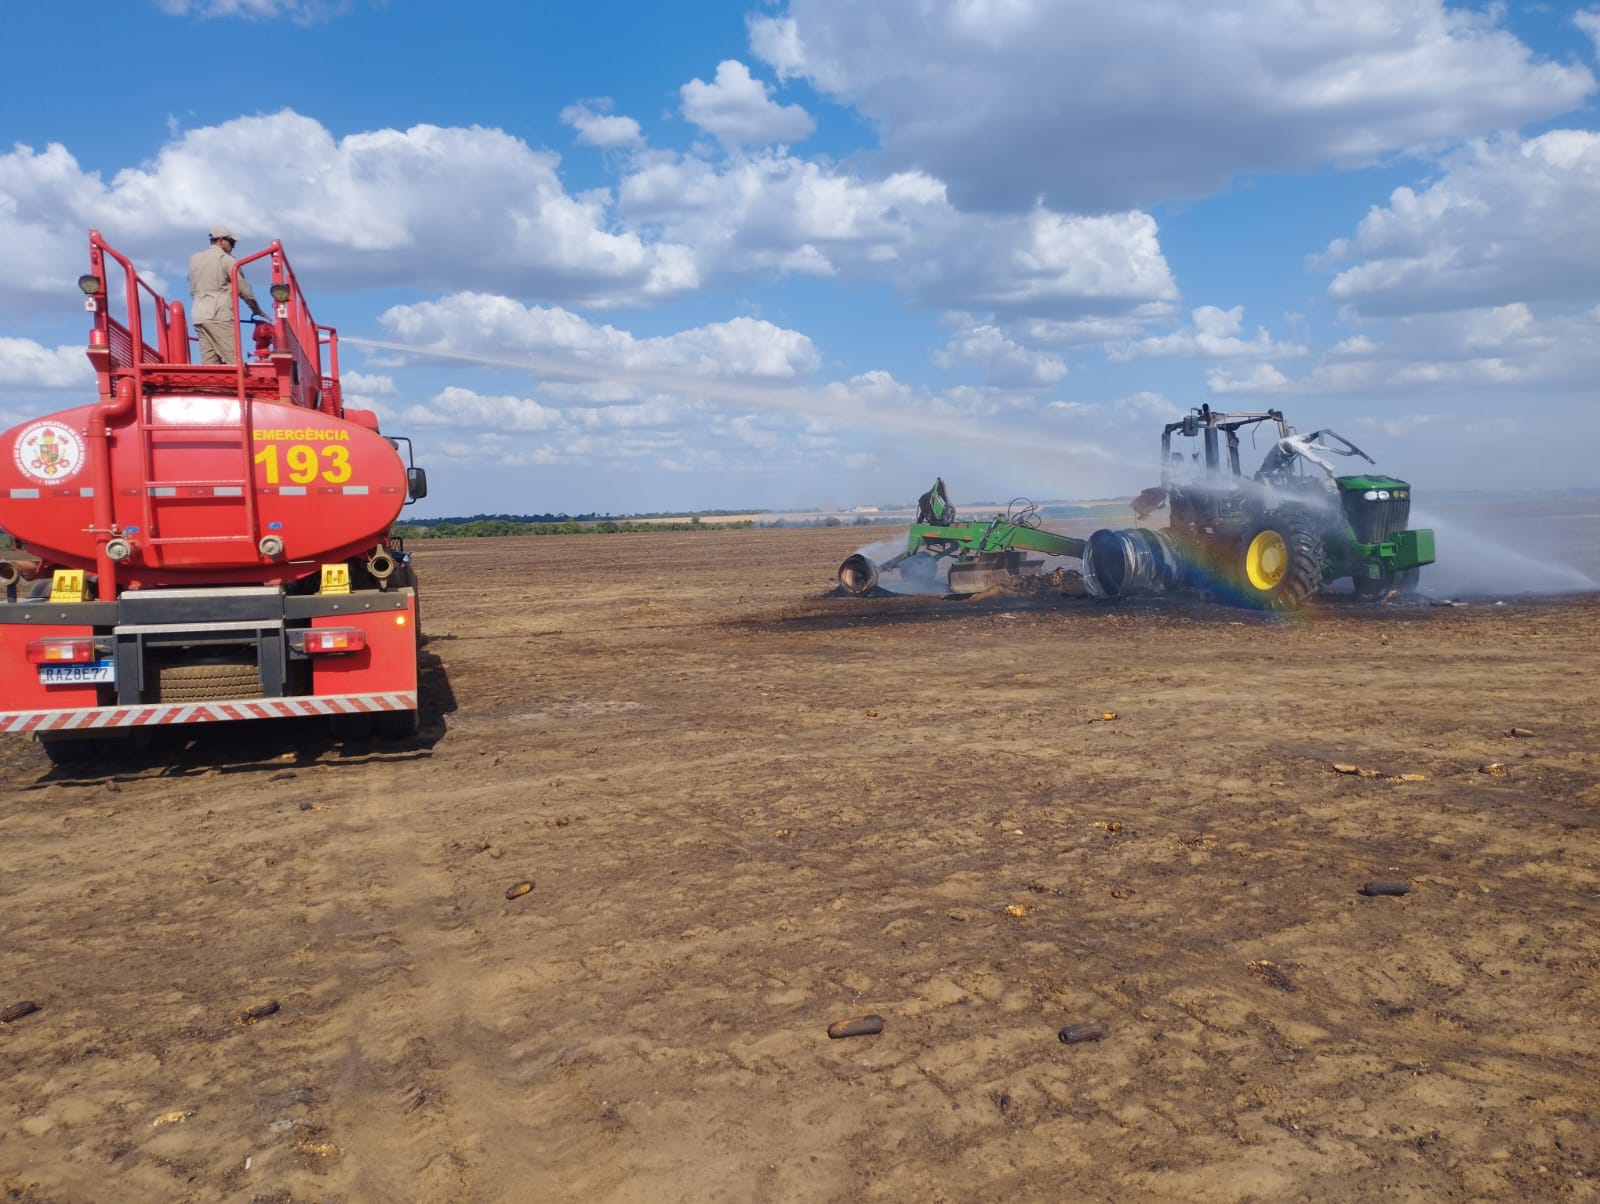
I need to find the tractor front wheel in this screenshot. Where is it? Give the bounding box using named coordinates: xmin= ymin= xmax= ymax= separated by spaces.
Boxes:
xmin=1235 ymin=512 xmax=1325 ymax=610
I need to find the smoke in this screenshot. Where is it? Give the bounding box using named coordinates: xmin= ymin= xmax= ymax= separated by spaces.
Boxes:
xmin=847 ymin=536 xmax=951 ymax=595
xmin=1411 ymin=506 xmax=1599 ymax=599
xmin=340 ymin=334 xmax=1143 ymax=487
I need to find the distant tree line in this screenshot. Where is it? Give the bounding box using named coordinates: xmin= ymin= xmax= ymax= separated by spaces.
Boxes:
xmin=759 ymin=516 xmax=879 ymax=528
xmin=394 ymin=516 xmax=755 ymax=539
xmin=389 ymin=504 xmax=1131 ymax=540
xmin=751 ymin=502 xmax=1131 ymax=530
xmin=408 ymin=509 xmax=760 ymax=525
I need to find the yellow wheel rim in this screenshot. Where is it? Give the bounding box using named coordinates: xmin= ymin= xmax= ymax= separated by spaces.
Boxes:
xmin=1246 ymin=531 xmax=1288 ymax=591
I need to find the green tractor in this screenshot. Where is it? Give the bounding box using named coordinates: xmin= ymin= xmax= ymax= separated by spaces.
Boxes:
xmin=1084 ymin=406 xmax=1435 ymax=609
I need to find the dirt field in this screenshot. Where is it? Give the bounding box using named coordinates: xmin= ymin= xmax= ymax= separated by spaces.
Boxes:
xmin=4 ymin=501 xmax=1599 ymax=1203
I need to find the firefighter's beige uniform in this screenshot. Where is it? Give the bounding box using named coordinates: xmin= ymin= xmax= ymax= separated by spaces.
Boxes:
xmin=187 ymin=231 xmax=261 ymax=364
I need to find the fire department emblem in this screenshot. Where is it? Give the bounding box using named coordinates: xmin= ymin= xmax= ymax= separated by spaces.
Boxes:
xmin=14 ymin=421 xmax=85 ymax=483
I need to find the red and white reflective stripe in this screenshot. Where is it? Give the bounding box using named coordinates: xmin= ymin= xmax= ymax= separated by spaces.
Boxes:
xmin=0 ymin=692 xmax=417 ymax=733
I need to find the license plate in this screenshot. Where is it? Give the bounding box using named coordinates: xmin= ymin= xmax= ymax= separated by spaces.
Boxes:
xmin=40 ymin=661 xmax=115 ymax=685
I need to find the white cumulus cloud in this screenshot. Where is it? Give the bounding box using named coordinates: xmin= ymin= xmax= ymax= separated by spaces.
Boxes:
xmin=1113 ymin=391 xmax=1184 ymax=423
xmin=0 ymin=110 xmax=1174 ymax=322
xmin=561 ymin=101 xmax=646 ymax=151
xmin=0 ymin=112 xmax=697 ymax=310
xmin=1206 ymin=363 xmax=1294 ymax=395
xmin=1578 ymin=10 xmax=1600 ymax=61
xmin=935 ymin=316 xmax=1067 ymax=388
xmin=1110 ymin=306 xmax=1305 ymax=362
xmin=0 ymin=338 xmax=94 ymax=389
xmin=151 ymin=0 xmax=354 ymax=22
xmin=375 ymin=293 xmax=823 ymax=401
xmin=681 ymin=61 xmax=815 ymax=149
xmin=618 ymin=151 xmax=1176 ymax=314
xmin=750 ymin=0 xmax=1594 ymax=212
xmin=1324 ymin=131 xmax=1600 ymax=316
xmin=1208 ymin=304 xmax=1600 ymax=399
xmin=402 ymin=386 xmax=563 ymax=433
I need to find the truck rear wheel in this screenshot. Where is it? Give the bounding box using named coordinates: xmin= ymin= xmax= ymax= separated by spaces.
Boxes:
xmin=39 ymin=736 xmax=98 ymax=767
xmin=1235 ymin=511 xmax=1324 ymax=610
xmin=374 ymin=708 xmax=421 ymax=740
xmin=404 ymin=562 xmax=422 ymax=639
xmin=39 ymin=732 xmax=150 ymax=766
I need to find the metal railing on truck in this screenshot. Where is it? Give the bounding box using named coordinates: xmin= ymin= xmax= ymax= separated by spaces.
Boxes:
xmin=79 ymin=231 xmax=347 ymax=587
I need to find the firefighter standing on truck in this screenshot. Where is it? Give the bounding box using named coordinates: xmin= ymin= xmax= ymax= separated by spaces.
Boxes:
xmin=188 ymin=225 xmax=265 ymax=364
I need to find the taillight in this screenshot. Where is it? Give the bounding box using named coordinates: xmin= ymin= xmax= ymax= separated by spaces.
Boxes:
xmin=26 ymin=638 xmax=97 ymax=664
xmin=301 ymin=628 xmax=366 ymax=655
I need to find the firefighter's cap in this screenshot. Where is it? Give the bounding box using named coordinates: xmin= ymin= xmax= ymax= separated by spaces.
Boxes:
xmin=208 ymin=225 xmax=236 ymax=242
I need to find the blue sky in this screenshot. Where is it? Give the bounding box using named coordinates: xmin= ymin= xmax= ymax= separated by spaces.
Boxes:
xmin=3 ymin=0 xmax=1598 ymax=518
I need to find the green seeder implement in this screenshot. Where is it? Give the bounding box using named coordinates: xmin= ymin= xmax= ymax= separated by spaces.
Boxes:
xmin=837 ymin=479 xmax=1085 ymax=594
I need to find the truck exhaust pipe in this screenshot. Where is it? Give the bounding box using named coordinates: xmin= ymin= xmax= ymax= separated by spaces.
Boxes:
xmin=1082 ymin=528 xmax=1183 ymax=598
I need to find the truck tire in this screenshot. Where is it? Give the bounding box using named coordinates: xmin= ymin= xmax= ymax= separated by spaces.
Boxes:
xmin=1234 ymin=510 xmax=1324 ymax=611
xmin=151 ymin=661 xmax=264 ymax=703
xmin=39 ymin=732 xmax=149 ymax=766
xmin=374 ymin=708 xmax=421 ymax=740
xmin=404 ymin=562 xmax=422 ymax=640
xmin=39 ymin=736 xmax=98 ymax=767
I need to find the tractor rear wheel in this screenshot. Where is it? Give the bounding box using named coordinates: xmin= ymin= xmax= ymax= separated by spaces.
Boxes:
xmin=1235 ymin=511 xmax=1325 ymax=610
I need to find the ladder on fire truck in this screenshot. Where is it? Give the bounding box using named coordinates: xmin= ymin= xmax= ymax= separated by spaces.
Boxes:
xmin=82 ymin=232 xmax=343 ymax=574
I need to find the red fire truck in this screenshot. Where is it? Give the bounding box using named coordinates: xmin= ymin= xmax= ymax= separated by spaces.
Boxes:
xmin=0 ymin=231 xmax=426 ymax=761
